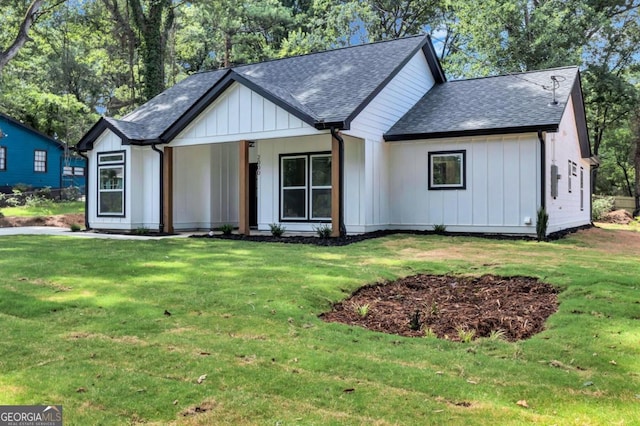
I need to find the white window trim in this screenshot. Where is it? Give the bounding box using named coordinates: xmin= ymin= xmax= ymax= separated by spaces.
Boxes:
xmin=310 ymin=154 xmax=332 ymax=221
xmin=280 ymin=152 xmax=332 ymax=222
xmin=281 ymin=155 xmax=308 ymax=220
xmin=428 ymin=150 xmax=466 ymax=190
xmin=34 ymin=149 xmax=47 ymax=173
xmin=0 ymin=146 xmax=6 ymax=171
xmin=97 ymin=151 xmax=126 ymax=217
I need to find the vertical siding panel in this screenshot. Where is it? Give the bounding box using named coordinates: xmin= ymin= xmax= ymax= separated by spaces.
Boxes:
xmin=471 ymin=143 xmax=488 ymax=225
xmin=263 ymin=102 xmax=276 ymax=131
xmin=503 ymin=142 xmax=520 ymax=225
xmin=288 ymin=115 xmax=302 ymax=129
xmin=519 ymin=140 xmax=537 ymax=226
xmin=251 ymin=92 xmax=264 ymax=132
xmin=487 ymin=142 xmax=504 ymax=225
xmin=217 ymin=98 xmax=228 ymax=135
xmin=228 ymin=87 xmax=240 ymax=134
xmin=276 ymin=107 xmax=289 ymax=130
xmin=239 ymin=86 xmax=252 ymax=133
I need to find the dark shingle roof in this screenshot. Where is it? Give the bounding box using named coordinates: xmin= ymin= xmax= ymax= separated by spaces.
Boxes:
xmin=78 ymin=35 xmax=442 ymax=149
xmin=385 ymin=67 xmax=580 ymax=140
xmin=234 ymin=35 xmax=436 ymax=124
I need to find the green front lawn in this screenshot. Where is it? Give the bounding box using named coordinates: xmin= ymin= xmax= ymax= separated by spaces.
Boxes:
xmin=0 ymin=201 xmax=84 ymax=217
xmin=0 ymin=230 xmax=639 ymax=425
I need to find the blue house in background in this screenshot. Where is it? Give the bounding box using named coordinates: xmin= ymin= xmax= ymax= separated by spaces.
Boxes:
xmin=0 ymin=112 xmax=86 ymax=193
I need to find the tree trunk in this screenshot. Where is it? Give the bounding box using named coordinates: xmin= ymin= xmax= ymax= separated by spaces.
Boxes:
xmin=0 ymin=0 xmax=45 ymax=73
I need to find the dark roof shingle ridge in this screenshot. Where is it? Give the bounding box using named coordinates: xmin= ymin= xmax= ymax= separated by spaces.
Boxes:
xmin=448 ymin=65 xmax=579 ymax=83
xmin=227 ymin=33 xmax=427 ymax=71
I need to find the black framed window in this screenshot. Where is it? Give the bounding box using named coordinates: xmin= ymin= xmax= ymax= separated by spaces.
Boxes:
xmin=280 ymin=152 xmax=332 ymax=221
xmin=428 ymin=150 xmax=466 ymax=190
xmin=34 ymin=150 xmax=47 ymax=173
xmin=97 ymin=151 xmax=125 ymax=216
xmin=0 ymin=146 xmax=5 ymax=171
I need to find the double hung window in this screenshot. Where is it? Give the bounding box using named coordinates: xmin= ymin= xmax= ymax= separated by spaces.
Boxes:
xmin=281 ymin=153 xmax=332 ymax=221
xmin=34 ymin=150 xmax=47 ymax=172
xmin=98 ymin=152 xmax=125 ymax=216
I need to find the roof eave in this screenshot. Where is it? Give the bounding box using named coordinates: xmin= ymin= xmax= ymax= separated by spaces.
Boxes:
xmin=384 ymin=124 xmax=560 ymax=142
xmin=0 ymin=112 xmax=63 ymax=148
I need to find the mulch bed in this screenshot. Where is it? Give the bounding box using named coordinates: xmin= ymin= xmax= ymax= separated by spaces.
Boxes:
xmin=191 ymin=225 xmax=592 ymax=246
xmin=320 ymin=274 xmax=558 ymax=342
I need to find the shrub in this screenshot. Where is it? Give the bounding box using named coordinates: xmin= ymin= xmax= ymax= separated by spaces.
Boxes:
xmin=269 ymin=223 xmax=286 ymax=237
xmin=24 ymin=194 xmax=53 ymax=208
xmin=313 ymin=224 xmax=332 ymax=238
xmin=536 ymin=207 xmax=548 ymax=241
xmin=592 ymin=196 xmax=615 ymax=220
xmin=0 ymin=211 xmax=4 ymax=218
xmin=219 ymin=224 xmax=234 ymax=235
xmin=70 ymin=223 xmax=82 ymax=232
xmin=433 ymin=224 xmax=447 ymax=234
xmin=135 ymin=227 xmax=150 ymax=235
xmin=61 ymin=186 xmax=82 ymax=201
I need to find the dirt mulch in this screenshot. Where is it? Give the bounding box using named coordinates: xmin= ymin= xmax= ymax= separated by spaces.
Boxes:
xmin=0 ymin=213 xmax=84 ymax=228
xmin=598 ymin=209 xmax=635 ymax=225
xmin=320 ymin=274 xmax=558 ymax=342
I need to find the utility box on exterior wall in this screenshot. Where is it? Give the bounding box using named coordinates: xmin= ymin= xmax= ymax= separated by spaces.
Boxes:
xmin=550 ymin=164 xmax=560 ymax=198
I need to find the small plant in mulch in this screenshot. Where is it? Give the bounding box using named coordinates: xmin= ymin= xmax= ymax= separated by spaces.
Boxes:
xmin=409 ymin=309 xmax=421 ymax=331
xmin=456 ymin=326 xmax=476 ymax=343
xmin=433 ymin=224 xmax=447 ymax=234
xmin=219 ymin=224 xmax=234 ymax=236
xmin=269 ymin=223 xmax=286 ymax=237
xmin=135 ymin=226 xmax=150 ymax=235
xmin=487 ymin=329 xmax=507 ymax=342
xmin=313 ymin=224 xmax=332 ymax=238
xmin=69 ymin=223 xmax=82 ymax=232
xmin=353 ymin=303 xmax=370 ymax=318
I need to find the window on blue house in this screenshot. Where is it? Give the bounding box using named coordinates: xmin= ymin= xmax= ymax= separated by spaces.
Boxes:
xmin=98 ymin=152 xmax=125 ymax=216
xmin=0 ymin=146 xmax=6 ymax=171
xmin=34 ymin=150 xmax=47 ymax=173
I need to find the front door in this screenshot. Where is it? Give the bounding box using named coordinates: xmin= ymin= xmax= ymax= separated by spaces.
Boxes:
xmin=249 ymin=163 xmax=258 ymax=227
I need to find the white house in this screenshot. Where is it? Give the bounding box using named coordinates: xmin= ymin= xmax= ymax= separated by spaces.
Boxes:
xmin=76 ymin=35 xmax=596 ymax=237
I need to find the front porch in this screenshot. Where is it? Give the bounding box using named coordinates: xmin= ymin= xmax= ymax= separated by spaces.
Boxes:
xmin=162 ymin=132 xmax=352 ymax=238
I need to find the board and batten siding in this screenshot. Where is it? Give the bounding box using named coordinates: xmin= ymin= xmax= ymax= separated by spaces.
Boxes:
xmin=88 ymin=131 xmax=161 ymax=230
xmin=171 ymin=82 xmax=322 ymax=147
xmin=129 ymin=145 xmax=160 ymax=229
xmin=343 ymin=50 xmax=437 ymax=231
xmin=172 ymin=143 xmax=239 ymax=230
xmin=388 ymin=135 xmax=540 ymax=234
xmin=545 ymin=96 xmax=592 ymax=233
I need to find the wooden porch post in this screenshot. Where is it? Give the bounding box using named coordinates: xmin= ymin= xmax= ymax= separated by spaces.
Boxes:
xmin=331 ymin=134 xmax=341 ymax=237
xmin=239 ymin=140 xmax=250 ymax=235
xmin=163 ymin=147 xmax=174 ymax=234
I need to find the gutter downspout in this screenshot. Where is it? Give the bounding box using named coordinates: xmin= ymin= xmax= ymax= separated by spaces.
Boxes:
xmin=330 ymin=127 xmax=346 ymax=237
xmin=76 ymin=150 xmax=90 ymax=230
xmin=537 ymin=130 xmax=546 ymax=210
xmin=151 ymin=144 xmax=164 ymax=233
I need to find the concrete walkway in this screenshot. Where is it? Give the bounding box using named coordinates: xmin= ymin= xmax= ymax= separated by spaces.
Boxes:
xmin=0 ymin=227 xmax=191 ymax=239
